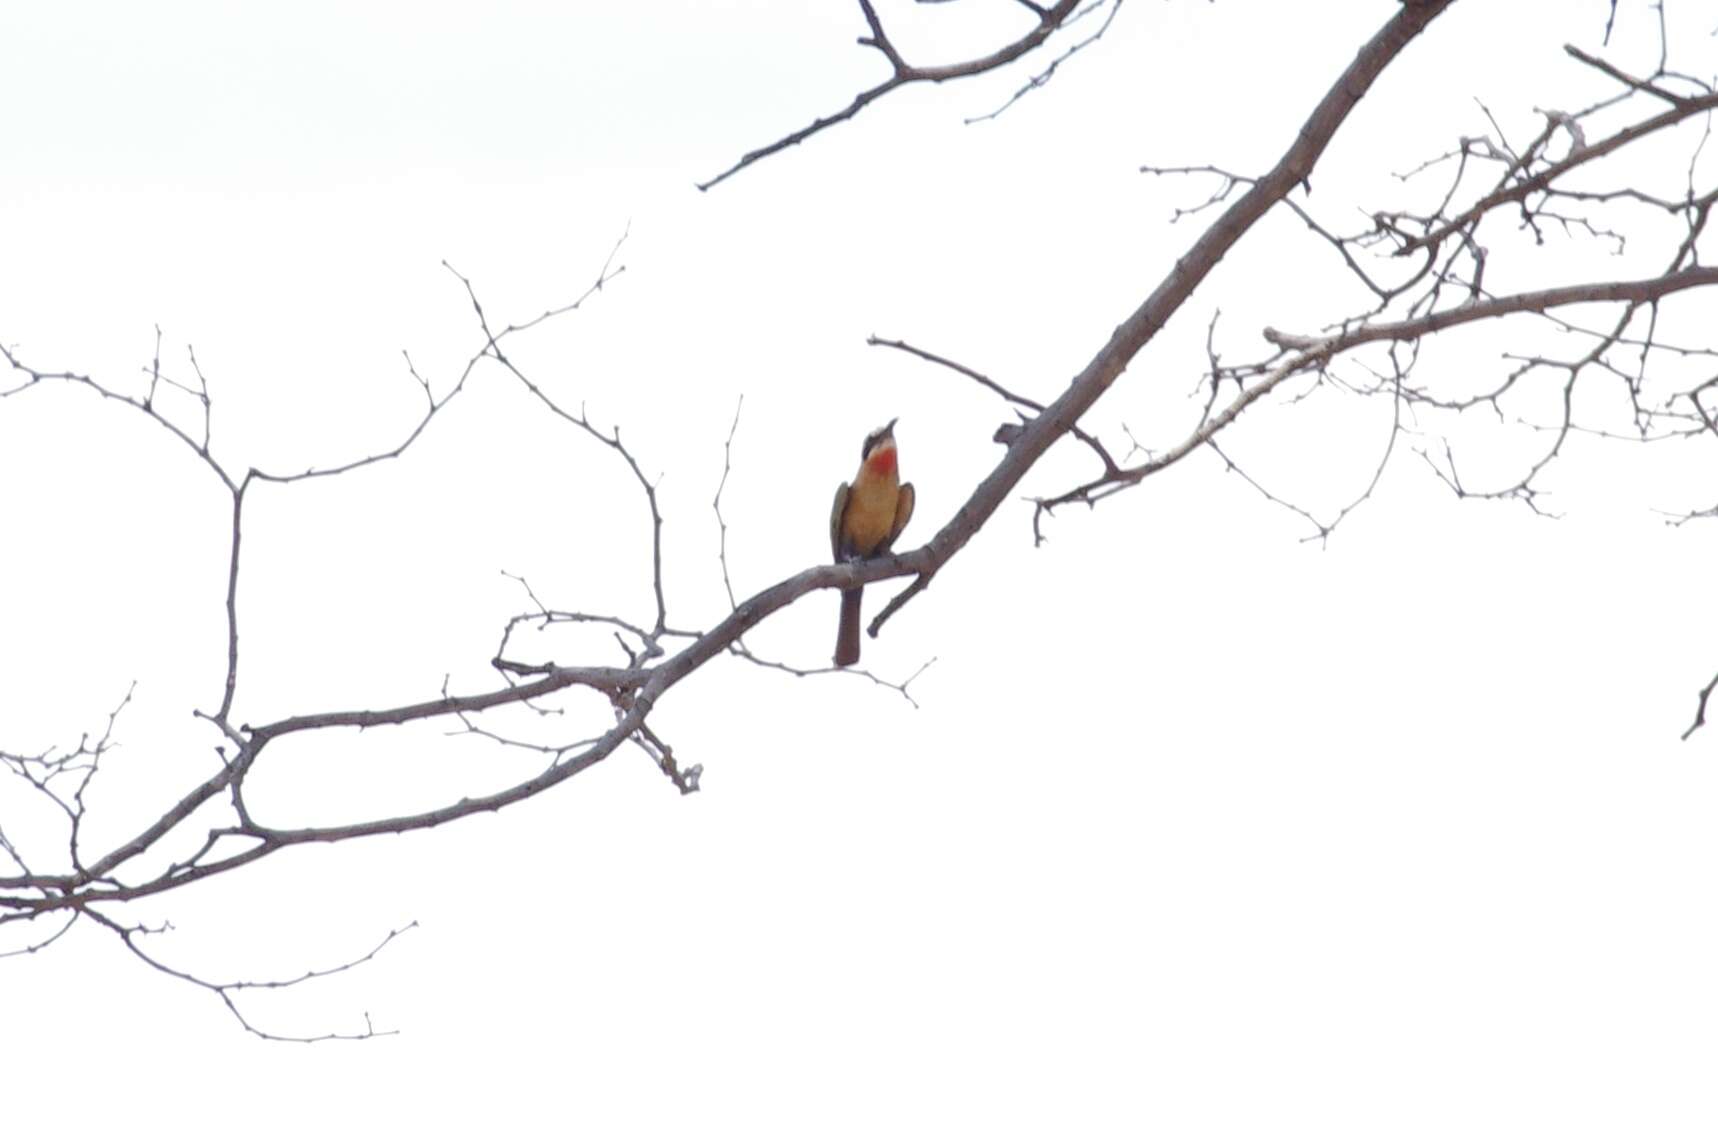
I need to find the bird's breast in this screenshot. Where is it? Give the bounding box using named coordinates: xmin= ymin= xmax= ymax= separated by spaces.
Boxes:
xmin=843 ymin=469 xmax=900 ymax=557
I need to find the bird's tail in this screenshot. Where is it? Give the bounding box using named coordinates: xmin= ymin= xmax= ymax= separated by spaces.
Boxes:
xmin=834 ymin=587 xmax=864 ymax=667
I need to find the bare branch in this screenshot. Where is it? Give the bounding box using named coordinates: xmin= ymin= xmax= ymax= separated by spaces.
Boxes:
xmin=0 ymin=913 xmax=77 ymax=959
xmin=1398 ymin=81 xmax=1718 ymax=256
xmin=87 ymin=908 xmax=414 ymax=1043
xmin=1262 ymin=268 xmax=1718 ymax=356
xmin=699 ymin=0 xmax=1086 ymax=190
xmin=965 ymin=0 xmax=1124 ymax=125
xmin=1684 ymin=671 xmax=1718 ymax=741
xmin=714 ymin=395 xmax=747 ymax=616
xmin=868 ymin=335 xmax=1122 ymax=475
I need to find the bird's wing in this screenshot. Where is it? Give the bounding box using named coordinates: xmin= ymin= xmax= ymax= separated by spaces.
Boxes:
xmin=830 ymin=481 xmax=851 ymax=560
xmin=884 ymin=481 xmax=915 ymax=551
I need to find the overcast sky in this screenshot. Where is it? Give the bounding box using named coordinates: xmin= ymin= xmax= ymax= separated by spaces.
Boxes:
xmin=6 ymin=2 xmax=1718 ymax=1134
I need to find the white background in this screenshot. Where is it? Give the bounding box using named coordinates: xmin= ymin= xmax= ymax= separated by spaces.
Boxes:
xmin=5 ymin=1 xmax=1718 ymax=1133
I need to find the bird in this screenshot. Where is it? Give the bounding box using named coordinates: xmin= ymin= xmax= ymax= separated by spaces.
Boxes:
xmin=829 ymin=419 xmax=915 ymax=668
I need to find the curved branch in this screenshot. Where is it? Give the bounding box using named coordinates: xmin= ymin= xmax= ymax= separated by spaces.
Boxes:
xmin=698 ymin=0 xmax=1085 ymax=190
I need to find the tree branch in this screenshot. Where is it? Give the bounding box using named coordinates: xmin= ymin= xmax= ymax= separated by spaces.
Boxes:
xmin=698 ymin=0 xmax=1086 ymax=190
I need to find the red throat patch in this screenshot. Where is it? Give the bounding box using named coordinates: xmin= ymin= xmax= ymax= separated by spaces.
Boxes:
xmin=865 ymin=442 xmax=898 ymax=476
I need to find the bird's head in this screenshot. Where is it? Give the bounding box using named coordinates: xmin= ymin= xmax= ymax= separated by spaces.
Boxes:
xmin=861 ymin=418 xmax=898 ymax=462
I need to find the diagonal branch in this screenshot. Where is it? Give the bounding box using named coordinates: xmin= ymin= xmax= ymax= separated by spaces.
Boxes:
xmin=1399 ymin=80 xmax=1718 ymax=255
xmin=859 ymin=0 xmax=1455 ymax=613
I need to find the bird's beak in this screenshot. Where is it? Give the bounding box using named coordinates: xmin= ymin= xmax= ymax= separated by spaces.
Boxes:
xmin=885 ymin=417 xmax=899 ymax=435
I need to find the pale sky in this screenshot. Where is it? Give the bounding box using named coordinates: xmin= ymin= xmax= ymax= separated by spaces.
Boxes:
xmin=6 ymin=2 xmax=1718 ymax=1134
